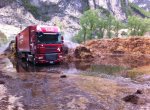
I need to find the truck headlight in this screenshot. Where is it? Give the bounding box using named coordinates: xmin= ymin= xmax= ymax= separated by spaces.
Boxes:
xmin=38 ymin=56 xmax=43 ymax=60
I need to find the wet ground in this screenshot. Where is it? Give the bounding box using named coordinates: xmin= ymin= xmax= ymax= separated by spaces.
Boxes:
xmin=0 ymin=54 xmax=150 ymax=110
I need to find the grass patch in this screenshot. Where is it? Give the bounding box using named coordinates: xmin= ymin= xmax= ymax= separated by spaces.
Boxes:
xmin=127 ymin=65 xmax=150 ymax=79
xmin=90 ymin=65 xmax=125 ymax=74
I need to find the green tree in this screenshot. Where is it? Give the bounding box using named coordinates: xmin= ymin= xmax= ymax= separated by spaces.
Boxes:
xmin=113 ymin=20 xmax=124 ymax=37
xmin=128 ymin=16 xmax=150 ymax=36
xmin=96 ymin=17 xmax=107 ymax=38
xmin=105 ymin=15 xmax=115 ymax=38
xmin=79 ymin=9 xmax=100 ymax=43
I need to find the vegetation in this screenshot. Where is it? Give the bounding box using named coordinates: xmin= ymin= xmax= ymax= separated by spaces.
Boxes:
xmin=74 ymin=9 xmax=150 ymax=43
xmin=128 ymin=16 xmax=150 ymax=36
xmin=120 ymin=0 xmax=128 ymax=16
xmin=74 ymin=9 xmax=125 ymax=43
xmin=21 ymin=0 xmax=50 ymax=21
xmin=130 ymin=3 xmax=150 ymax=18
xmin=0 ymin=31 xmax=7 ymax=46
xmin=21 ymin=0 xmax=40 ymax=18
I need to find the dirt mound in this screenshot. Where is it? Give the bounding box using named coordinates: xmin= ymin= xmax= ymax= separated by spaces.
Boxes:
xmin=74 ymin=45 xmax=93 ymax=59
xmin=85 ymin=37 xmax=150 ymax=56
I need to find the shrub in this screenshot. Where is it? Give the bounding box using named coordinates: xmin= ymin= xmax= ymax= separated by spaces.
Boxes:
xmin=0 ymin=31 xmax=8 ymax=46
xmin=128 ymin=16 xmax=150 ymax=36
xmin=21 ymin=0 xmax=40 ymax=19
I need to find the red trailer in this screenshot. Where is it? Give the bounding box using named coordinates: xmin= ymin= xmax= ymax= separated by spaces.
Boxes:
xmin=16 ymin=25 xmax=64 ymax=64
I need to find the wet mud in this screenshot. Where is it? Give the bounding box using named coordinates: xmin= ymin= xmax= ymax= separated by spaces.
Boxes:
xmin=0 ymin=54 xmax=150 ymax=110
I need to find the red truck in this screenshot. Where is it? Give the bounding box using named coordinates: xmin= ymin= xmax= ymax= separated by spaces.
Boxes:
xmin=16 ymin=25 xmax=64 ymax=64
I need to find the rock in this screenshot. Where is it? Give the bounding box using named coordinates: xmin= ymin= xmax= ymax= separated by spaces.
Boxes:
xmin=123 ymin=94 xmax=139 ymax=104
xmin=0 ymin=80 xmax=5 ymax=84
xmin=60 ymin=74 xmax=67 ymax=78
xmin=122 ymin=94 xmax=146 ymax=104
xmin=135 ymin=89 xmax=143 ymax=94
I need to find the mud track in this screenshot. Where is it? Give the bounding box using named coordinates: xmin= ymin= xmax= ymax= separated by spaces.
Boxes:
xmin=0 ymin=54 xmax=150 ymax=110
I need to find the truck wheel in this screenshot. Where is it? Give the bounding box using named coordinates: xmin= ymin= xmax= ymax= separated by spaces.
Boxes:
xmin=32 ymin=57 xmax=36 ymax=65
xmin=26 ymin=54 xmax=29 ymax=62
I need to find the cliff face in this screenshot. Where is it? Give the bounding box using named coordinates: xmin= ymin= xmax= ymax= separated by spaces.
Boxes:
xmin=0 ymin=0 xmax=149 ymax=41
xmin=88 ymin=0 xmax=128 ymax=20
xmin=28 ymin=0 xmax=127 ymax=20
xmin=129 ymin=0 xmax=150 ymax=11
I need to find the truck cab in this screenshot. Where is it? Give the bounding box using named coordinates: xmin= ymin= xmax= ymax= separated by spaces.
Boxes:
xmin=16 ymin=25 xmax=64 ymax=64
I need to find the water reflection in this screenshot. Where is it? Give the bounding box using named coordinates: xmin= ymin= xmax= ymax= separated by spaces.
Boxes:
xmin=14 ymin=59 xmax=126 ymax=77
xmin=12 ymin=54 xmax=150 ymax=79
xmin=90 ymin=65 xmax=127 ymax=75
xmin=15 ymin=59 xmax=80 ymax=74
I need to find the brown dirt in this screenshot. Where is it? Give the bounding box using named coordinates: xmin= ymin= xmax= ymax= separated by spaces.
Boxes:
xmin=85 ymin=37 xmax=150 ymax=56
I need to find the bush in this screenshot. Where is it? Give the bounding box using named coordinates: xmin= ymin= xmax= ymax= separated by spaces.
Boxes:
xmin=74 ymin=9 xmax=126 ymax=43
xmin=128 ymin=16 xmax=150 ymax=36
xmin=0 ymin=31 xmax=8 ymax=46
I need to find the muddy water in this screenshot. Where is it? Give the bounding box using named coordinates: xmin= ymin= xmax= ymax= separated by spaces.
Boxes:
xmin=0 ymin=55 xmax=150 ymax=110
xmin=11 ymin=54 xmax=150 ymax=80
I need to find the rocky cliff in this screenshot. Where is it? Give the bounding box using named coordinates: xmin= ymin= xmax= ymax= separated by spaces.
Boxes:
xmin=0 ymin=0 xmax=149 ymax=41
xmin=130 ymin=0 xmax=150 ymax=11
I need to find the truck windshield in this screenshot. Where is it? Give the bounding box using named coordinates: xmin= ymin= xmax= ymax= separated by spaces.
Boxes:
xmin=37 ymin=32 xmax=62 ymax=44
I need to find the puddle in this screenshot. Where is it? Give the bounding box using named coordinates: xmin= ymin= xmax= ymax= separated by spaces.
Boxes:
xmin=7 ymin=54 xmax=150 ymax=80
xmin=11 ymin=58 xmax=128 ymax=78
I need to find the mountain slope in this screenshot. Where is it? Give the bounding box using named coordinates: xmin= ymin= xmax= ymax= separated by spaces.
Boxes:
xmin=0 ymin=0 xmax=149 ymax=41
xmin=129 ymin=0 xmax=150 ymax=11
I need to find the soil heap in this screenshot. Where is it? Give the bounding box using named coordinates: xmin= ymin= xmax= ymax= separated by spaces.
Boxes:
xmin=84 ymin=37 xmax=150 ymax=57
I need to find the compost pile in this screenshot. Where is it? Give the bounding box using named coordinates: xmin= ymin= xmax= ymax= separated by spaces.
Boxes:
xmin=84 ymin=37 xmax=150 ymax=57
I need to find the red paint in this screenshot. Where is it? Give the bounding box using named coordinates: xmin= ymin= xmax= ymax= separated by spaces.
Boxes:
xmin=16 ymin=25 xmax=64 ymax=64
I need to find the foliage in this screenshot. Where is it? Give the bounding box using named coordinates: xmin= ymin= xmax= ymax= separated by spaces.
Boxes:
xmin=128 ymin=16 xmax=150 ymax=36
xmin=130 ymin=3 xmax=150 ymax=18
xmin=0 ymin=31 xmax=7 ymax=46
xmin=74 ymin=8 xmax=150 ymax=43
xmin=80 ymin=9 xmax=99 ymax=42
xmin=42 ymin=15 xmax=50 ymax=22
xmin=96 ymin=17 xmax=107 ymax=38
xmin=105 ymin=15 xmax=116 ymax=38
xmin=98 ymin=6 xmax=110 ymax=16
xmin=112 ymin=19 xmax=124 ymax=37
xmin=21 ymin=0 xmax=40 ymax=19
xmin=74 ymin=9 xmax=126 ymax=43
xmin=21 ymin=0 xmax=51 ymax=22
xmin=120 ymin=0 xmax=127 ymax=16
xmin=72 ymin=30 xmax=85 ymax=43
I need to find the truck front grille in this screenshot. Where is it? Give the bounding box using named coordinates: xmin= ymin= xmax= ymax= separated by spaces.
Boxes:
xmin=45 ymin=54 xmax=58 ymax=61
xmin=46 ymin=46 xmax=57 ymax=53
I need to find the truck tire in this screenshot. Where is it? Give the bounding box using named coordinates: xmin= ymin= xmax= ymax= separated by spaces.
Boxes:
xmin=25 ymin=54 xmax=29 ymax=62
xmin=32 ymin=57 xmax=36 ymax=65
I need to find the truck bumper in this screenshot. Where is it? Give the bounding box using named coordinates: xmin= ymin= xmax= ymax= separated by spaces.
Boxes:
xmin=35 ymin=53 xmax=63 ymax=64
